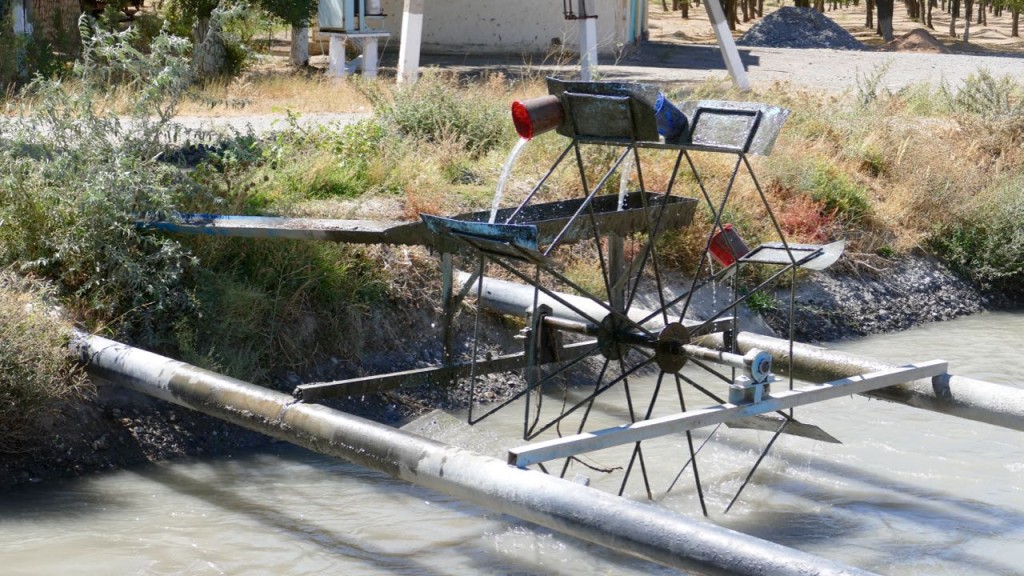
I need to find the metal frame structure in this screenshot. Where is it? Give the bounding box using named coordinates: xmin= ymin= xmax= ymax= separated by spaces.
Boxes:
xmin=404 ymin=80 xmax=877 ymax=512
xmin=138 ymin=81 xmax=954 ymax=517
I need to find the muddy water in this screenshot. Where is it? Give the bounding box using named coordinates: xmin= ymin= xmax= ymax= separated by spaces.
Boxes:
xmin=1 ymin=311 xmax=1022 ymax=575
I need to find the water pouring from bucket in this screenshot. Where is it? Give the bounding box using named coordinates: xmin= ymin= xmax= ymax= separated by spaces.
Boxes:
xmin=489 ymin=96 xmax=568 ymax=224
xmin=709 ymin=224 xmax=751 ymax=267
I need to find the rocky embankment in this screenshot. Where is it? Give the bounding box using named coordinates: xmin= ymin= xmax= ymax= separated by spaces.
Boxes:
xmin=0 ymin=253 xmax=993 ymax=492
xmin=768 ymin=254 xmax=986 ymax=342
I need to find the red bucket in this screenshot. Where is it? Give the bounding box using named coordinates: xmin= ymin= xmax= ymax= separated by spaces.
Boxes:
xmin=708 ymin=224 xmax=750 ymax=267
xmin=511 ymin=95 xmax=564 ymax=140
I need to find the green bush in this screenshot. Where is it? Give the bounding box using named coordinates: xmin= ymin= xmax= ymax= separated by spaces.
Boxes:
xmin=359 ymin=74 xmax=513 ymax=156
xmin=942 ymin=70 xmax=1024 ymax=153
xmin=806 ymin=162 xmax=872 ymax=223
xmin=930 ymin=178 xmax=1024 ymax=298
xmin=247 ymin=117 xmax=391 ymax=203
xmin=0 ymin=21 xmax=199 ymax=346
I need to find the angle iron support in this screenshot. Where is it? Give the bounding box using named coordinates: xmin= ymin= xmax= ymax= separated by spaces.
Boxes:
xmin=509 ymin=360 xmax=948 ymax=468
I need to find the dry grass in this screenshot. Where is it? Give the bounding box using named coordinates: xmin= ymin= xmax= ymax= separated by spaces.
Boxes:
xmin=0 ymin=272 xmax=88 ymax=452
xmin=179 ymin=66 xmax=374 ymax=116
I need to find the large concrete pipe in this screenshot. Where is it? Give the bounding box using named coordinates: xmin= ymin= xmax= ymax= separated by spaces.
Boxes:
xmin=72 ymin=332 xmax=874 ymax=576
xmin=698 ymin=331 xmax=1024 ymax=433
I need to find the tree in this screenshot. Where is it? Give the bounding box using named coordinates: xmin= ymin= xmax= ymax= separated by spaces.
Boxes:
xmin=963 ymin=0 xmax=973 ymax=41
xmin=171 ymin=0 xmax=220 ymax=44
xmin=1009 ymin=0 xmax=1024 ymax=37
xmin=877 ymin=0 xmax=894 ymax=40
xmin=257 ymin=0 xmax=317 ymax=66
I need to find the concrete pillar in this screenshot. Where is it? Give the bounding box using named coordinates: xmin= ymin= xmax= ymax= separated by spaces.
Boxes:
xmin=398 ymin=0 xmax=424 ymax=84
xmin=702 ymin=0 xmax=751 ymax=91
xmin=327 ymin=34 xmax=348 ymax=78
xmin=358 ymin=36 xmax=379 ymax=79
xmin=13 ymin=0 xmax=33 ymax=36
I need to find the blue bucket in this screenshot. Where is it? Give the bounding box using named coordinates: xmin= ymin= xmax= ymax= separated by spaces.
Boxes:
xmin=654 ymin=93 xmax=688 ymax=143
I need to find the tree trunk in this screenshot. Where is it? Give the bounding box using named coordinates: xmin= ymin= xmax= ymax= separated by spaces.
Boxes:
xmin=927 ymin=0 xmax=934 ymax=28
xmin=877 ymin=0 xmax=894 ymax=40
xmin=963 ymin=0 xmax=972 ymax=41
xmin=290 ymin=25 xmax=309 ymax=67
xmin=681 ymin=0 xmax=690 ymax=18
xmin=866 ymin=0 xmax=875 ymax=28
xmin=192 ymin=16 xmax=225 ymax=78
xmin=724 ymin=0 xmax=738 ymax=30
xmin=1014 ymin=9 xmax=1020 ymax=37
xmin=193 ymin=16 xmax=211 ymax=46
xmin=949 ymin=0 xmax=959 ymax=36
xmin=905 ymin=0 xmax=918 ymax=18
xmin=757 ymin=0 xmax=763 ymax=17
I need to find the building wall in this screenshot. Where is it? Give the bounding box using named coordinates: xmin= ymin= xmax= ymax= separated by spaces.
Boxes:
xmin=369 ymin=0 xmax=637 ymax=56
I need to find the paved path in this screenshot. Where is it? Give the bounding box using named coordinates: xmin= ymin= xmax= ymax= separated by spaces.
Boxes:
xmin=168 ymin=112 xmax=367 ymax=135
xmin=415 ymin=43 xmax=1024 ymax=93
xmin=156 ymin=45 xmax=1024 ymax=134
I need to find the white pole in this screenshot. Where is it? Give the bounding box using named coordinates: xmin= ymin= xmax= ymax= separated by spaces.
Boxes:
xmin=702 ymin=0 xmax=750 ymax=91
xmin=578 ymin=17 xmax=598 ymax=81
xmin=398 ymin=0 xmax=424 ymax=84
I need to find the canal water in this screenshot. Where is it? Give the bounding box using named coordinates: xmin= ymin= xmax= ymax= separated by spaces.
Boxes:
xmin=1 ymin=311 xmax=1022 ymax=575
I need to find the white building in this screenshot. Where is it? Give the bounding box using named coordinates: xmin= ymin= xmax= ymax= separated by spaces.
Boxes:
xmin=371 ymin=0 xmax=649 ymax=56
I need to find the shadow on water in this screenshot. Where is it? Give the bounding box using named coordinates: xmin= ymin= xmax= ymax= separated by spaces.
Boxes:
xmin=131 ymin=446 xmax=676 ymax=576
xmin=704 ymin=434 xmax=1024 ymax=575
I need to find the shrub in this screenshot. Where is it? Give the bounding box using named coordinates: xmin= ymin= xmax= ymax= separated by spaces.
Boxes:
xmin=805 ymin=162 xmax=871 ymax=223
xmin=0 ymin=273 xmax=87 ymax=452
xmin=358 ymin=73 xmax=513 ymax=156
xmin=930 ymin=178 xmax=1024 ymax=299
xmin=942 ymin=70 xmax=1024 ymax=155
xmin=0 ymin=20 xmax=200 ymax=347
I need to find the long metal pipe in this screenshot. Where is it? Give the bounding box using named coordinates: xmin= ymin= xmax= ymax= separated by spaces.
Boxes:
xmin=72 ymin=332 xmax=874 ymax=576
xmin=698 ymin=331 xmax=1024 ymax=433
xmin=462 ymin=273 xmax=1024 ymax=433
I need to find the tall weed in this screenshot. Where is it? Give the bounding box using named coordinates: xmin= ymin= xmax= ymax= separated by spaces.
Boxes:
xmin=0 ymin=273 xmax=88 ymax=452
xmin=358 ymin=73 xmax=513 ymax=156
xmin=930 ymin=177 xmax=1024 ymax=298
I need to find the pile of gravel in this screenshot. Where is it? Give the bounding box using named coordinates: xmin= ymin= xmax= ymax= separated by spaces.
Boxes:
xmin=738 ymin=7 xmax=864 ymax=50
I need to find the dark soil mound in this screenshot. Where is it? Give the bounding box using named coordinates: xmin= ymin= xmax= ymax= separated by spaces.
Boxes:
xmin=877 ymin=28 xmax=952 ymax=53
xmin=738 ymin=7 xmax=865 ymax=50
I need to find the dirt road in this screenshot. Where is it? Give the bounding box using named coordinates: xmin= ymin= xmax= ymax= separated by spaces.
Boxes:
xmin=415 ymin=41 xmax=1024 ymax=94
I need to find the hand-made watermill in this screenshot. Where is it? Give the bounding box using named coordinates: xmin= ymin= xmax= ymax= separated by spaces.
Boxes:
xmin=97 ymin=79 xmax=1024 ymax=575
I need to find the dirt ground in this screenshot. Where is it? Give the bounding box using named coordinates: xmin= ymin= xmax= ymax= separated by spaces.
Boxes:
xmin=645 ymin=0 xmax=1024 ymax=52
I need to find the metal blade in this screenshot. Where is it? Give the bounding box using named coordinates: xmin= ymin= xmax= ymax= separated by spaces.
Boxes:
xmin=726 ymin=414 xmax=841 ymax=444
